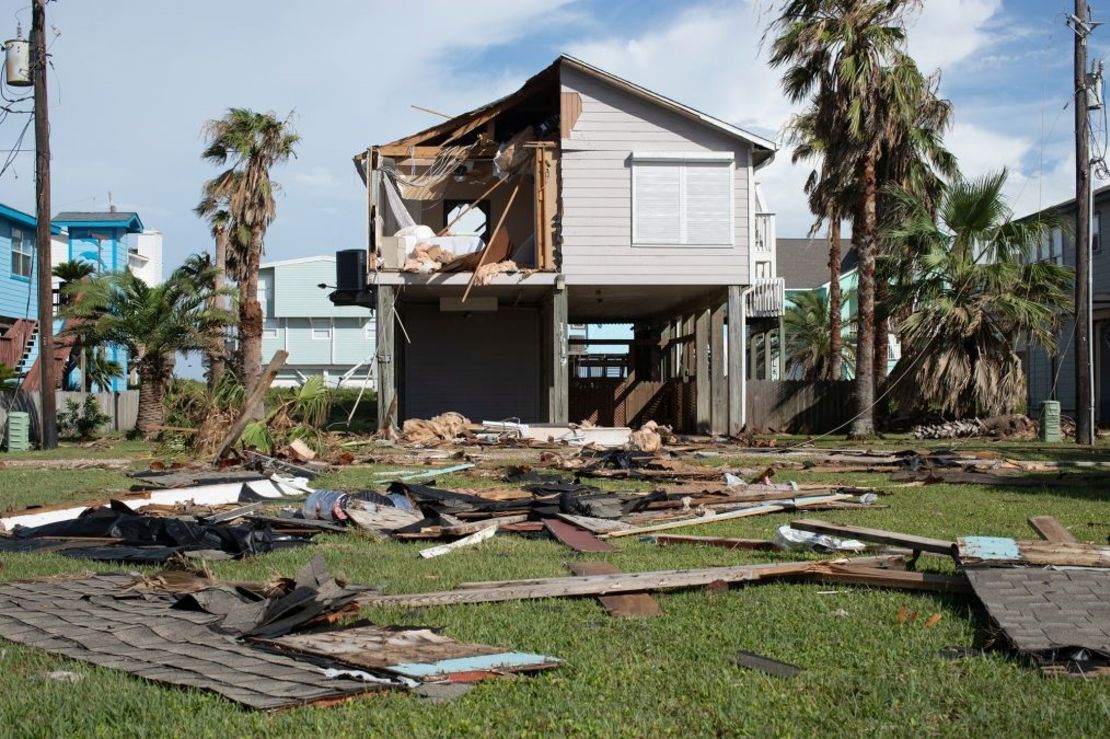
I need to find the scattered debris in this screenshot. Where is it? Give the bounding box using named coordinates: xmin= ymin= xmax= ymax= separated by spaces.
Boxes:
xmin=774 ymin=524 xmax=867 ymax=553
xmin=419 ymin=524 xmax=499 ymax=559
xmin=735 ymin=651 xmax=801 ymax=678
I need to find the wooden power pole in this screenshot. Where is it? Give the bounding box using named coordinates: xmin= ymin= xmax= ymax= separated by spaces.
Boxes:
xmin=1074 ymin=0 xmax=1094 ymax=446
xmin=32 ymin=0 xmax=56 ymax=449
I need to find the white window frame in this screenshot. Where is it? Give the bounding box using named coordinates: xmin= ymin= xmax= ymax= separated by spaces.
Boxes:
xmin=10 ymin=227 xmax=32 ymax=278
xmin=263 ymin=317 xmax=279 ymax=339
xmin=630 ymin=152 xmax=734 ymax=247
xmin=310 ymin=318 xmax=332 ymax=341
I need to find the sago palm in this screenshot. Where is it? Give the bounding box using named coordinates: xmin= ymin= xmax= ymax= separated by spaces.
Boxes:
xmin=882 ymin=170 xmax=1071 ymax=418
xmin=61 ymin=260 xmax=235 ymax=438
xmin=201 ymin=109 xmax=298 ymax=410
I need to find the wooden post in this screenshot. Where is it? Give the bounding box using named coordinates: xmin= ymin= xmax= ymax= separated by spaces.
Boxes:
xmin=549 ymin=286 xmax=569 ymax=423
xmin=32 ymin=0 xmax=56 ymax=449
xmin=710 ymin=301 xmax=726 ymax=435
xmin=695 ymin=308 xmax=711 ymax=434
xmin=214 ymin=350 xmax=288 ymax=461
xmin=376 ymin=285 xmax=397 ymax=432
xmin=727 ymin=286 xmax=744 ymax=435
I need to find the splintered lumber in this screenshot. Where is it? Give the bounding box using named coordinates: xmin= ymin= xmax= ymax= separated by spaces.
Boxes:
xmin=648 ymin=535 xmax=779 ymax=551
xmin=957 ymin=537 xmax=1110 ymax=568
xmin=214 ymin=350 xmax=289 ymax=461
xmin=554 ymin=513 xmax=632 ymax=534
xmin=802 ymin=561 xmax=973 ymax=594
xmin=604 ymin=495 xmax=853 ymax=539
xmin=1027 ymin=515 xmax=1078 ymax=544
xmin=357 ymin=559 xmax=831 ymax=608
xmin=790 ymin=519 xmax=956 ymax=557
xmin=418 ymin=524 xmax=498 ymax=559
xmin=544 ymin=519 xmax=615 ymax=553
xmin=567 ymin=561 xmax=661 ymax=617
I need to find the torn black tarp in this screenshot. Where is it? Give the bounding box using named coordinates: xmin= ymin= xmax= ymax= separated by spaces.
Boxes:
xmin=0 ymin=506 xmax=279 ymax=562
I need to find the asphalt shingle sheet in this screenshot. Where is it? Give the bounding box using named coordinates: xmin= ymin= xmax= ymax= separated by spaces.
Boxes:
xmin=965 ymin=567 xmax=1110 ymax=657
xmin=0 ymin=574 xmax=380 ymax=710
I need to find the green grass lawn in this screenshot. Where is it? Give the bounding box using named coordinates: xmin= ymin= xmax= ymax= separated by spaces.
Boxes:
xmin=0 ymin=439 xmax=1108 ymax=736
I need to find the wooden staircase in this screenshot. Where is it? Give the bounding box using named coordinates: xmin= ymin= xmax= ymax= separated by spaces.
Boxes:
xmin=21 ymin=320 xmax=79 ymax=392
xmin=0 ymin=320 xmax=36 ymax=375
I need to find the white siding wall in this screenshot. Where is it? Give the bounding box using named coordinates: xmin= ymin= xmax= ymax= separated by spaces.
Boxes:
xmin=560 ymin=66 xmax=753 ymax=285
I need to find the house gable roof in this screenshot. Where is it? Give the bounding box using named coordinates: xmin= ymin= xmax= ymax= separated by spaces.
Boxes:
xmin=53 ymin=211 xmax=144 ymax=233
xmin=359 ymin=55 xmax=777 ymax=170
xmin=0 ymin=202 xmax=63 ymax=234
xmin=777 ymin=237 xmax=858 ymax=290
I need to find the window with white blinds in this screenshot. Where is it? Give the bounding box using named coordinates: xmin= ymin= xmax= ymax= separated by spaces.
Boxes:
xmin=631 ymin=154 xmax=733 ymax=245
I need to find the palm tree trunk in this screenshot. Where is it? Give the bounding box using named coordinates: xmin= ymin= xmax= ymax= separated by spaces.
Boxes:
xmin=135 ymin=356 xmax=167 ymax=439
xmin=207 ymin=228 xmax=228 ymax=389
xmin=827 ymin=219 xmax=843 ymax=381
xmin=240 ymin=234 xmax=265 ymax=419
xmin=850 ymin=154 xmax=878 ymax=438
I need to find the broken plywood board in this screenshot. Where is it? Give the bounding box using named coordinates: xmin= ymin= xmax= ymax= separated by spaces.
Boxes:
xmin=567 ymin=561 xmax=661 ymax=617
xmin=356 ymin=558 xmax=870 ymax=608
xmin=419 ymin=525 xmax=498 ymax=559
xmin=1027 ymin=516 xmax=1079 ymax=544
xmin=544 ymin=519 xmax=615 ymax=553
xmin=554 ymin=513 xmax=632 ymax=535
xmin=790 ymin=519 xmax=956 ymax=557
xmin=957 ymin=537 xmax=1110 ymax=568
xmin=802 ymin=561 xmax=973 ymax=594
xmin=604 ymin=495 xmax=853 ymax=539
xmin=265 ymin=625 xmax=559 ymax=680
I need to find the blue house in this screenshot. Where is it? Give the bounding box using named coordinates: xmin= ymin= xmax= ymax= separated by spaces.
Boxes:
xmin=51 ymin=210 xmax=146 ymax=392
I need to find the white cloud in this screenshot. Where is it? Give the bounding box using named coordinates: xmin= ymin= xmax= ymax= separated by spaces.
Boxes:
xmin=907 ymin=0 xmax=1003 ymax=73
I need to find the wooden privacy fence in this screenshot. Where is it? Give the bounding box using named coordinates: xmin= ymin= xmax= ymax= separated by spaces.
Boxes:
xmin=0 ymin=390 xmax=140 ymax=444
xmin=570 ymin=377 xmax=695 ymax=431
xmin=746 ymin=380 xmax=854 ymax=434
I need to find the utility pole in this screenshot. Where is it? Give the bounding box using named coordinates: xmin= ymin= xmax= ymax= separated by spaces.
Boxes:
xmin=1073 ymin=0 xmax=1094 ymax=446
xmin=32 ymin=0 xmax=56 ymax=449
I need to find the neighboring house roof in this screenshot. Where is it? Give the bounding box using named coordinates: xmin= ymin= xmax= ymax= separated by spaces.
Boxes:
xmin=0 ymin=202 xmax=63 ymax=234
xmin=777 ymin=237 xmax=858 ymax=290
xmin=53 ymin=211 xmax=144 ymax=233
xmin=1017 ymin=183 xmax=1110 ymax=220
xmin=360 ymin=55 xmax=776 ymax=174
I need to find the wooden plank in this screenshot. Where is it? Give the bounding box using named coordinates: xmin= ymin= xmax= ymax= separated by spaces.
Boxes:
xmin=357 ymin=559 xmax=826 ymax=608
xmin=214 ymin=350 xmax=289 ymax=460
xmin=419 ymin=525 xmax=498 ymax=559
xmin=695 ymin=308 xmax=711 ymax=433
xmin=568 ymin=561 xmax=661 ymax=617
xmin=803 ymin=562 xmax=973 ymax=594
xmin=1027 ymin=515 xmax=1078 ymax=544
xmin=790 ymin=519 xmax=957 ymax=557
xmin=958 ymin=537 xmax=1110 ymax=567
xmin=543 ymin=519 xmax=615 ymax=553
xmin=710 ymin=300 xmax=726 ymax=435
xmin=554 ymin=513 xmax=632 ymax=534
xmin=726 ymin=286 xmax=743 ymax=435
xmin=560 ymin=91 xmax=582 ymax=138
xmin=648 ymin=534 xmax=778 ymax=551
xmin=604 ymin=495 xmax=853 ymax=539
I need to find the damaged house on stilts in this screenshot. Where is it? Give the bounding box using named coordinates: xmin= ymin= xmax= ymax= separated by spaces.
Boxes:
xmin=331 ymin=56 xmax=783 ymax=434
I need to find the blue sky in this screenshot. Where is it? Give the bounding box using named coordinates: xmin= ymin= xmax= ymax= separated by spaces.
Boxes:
xmin=0 ymin=0 xmax=1103 ymax=270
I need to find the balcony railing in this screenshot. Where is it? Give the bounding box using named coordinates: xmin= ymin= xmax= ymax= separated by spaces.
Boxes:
xmin=754 ymin=211 xmax=775 ymax=254
xmin=747 ymin=277 xmax=785 ymax=318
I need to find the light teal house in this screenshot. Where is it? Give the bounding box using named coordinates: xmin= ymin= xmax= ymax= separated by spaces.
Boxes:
xmin=260 ymin=256 xmax=376 ymax=387
xmin=52 ymin=210 xmax=146 ymax=392
xmin=778 ymin=236 xmax=899 ymax=379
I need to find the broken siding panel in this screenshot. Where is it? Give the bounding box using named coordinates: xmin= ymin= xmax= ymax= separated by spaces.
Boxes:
xmin=560 ymin=66 xmax=751 ymax=285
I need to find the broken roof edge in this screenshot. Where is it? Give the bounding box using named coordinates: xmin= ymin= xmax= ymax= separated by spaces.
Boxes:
xmin=351 ymin=54 xmax=778 ymax=179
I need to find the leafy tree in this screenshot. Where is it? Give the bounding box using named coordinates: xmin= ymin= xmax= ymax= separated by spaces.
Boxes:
xmin=200 ymin=109 xmax=298 ymax=413
xmin=61 ymin=259 xmax=235 ymax=438
xmin=195 ymin=180 xmax=237 ymax=386
xmin=784 ymin=289 xmax=855 ymax=381
xmin=883 ymin=171 xmax=1071 ymax=417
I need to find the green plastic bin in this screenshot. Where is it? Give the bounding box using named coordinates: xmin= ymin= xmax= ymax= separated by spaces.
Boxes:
xmin=1038 ymin=401 xmax=1061 ymax=443
xmin=7 ymin=411 xmax=30 ymax=452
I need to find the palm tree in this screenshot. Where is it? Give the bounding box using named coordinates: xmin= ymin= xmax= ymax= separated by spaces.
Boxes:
xmin=882 ymin=171 xmax=1071 ymax=418
xmin=195 ymin=178 xmax=237 ymax=386
xmin=200 ymin=109 xmax=298 ymax=412
xmin=784 ymin=289 xmax=855 ymax=380
xmin=61 ymin=260 xmax=235 ymax=438
xmin=769 ymin=0 xmax=945 ymax=437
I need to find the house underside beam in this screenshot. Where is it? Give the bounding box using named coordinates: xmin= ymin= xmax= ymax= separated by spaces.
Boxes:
xmin=695 ymin=308 xmax=711 ymax=434
xmin=727 ymin=285 xmax=744 ymax=436
xmin=710 ymin=301 xmax=726 ymax=435
xmin=546 ymin=286 xmax=568 ymax=424
xmin=376 ymin=285 xmax=397 ymax=432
